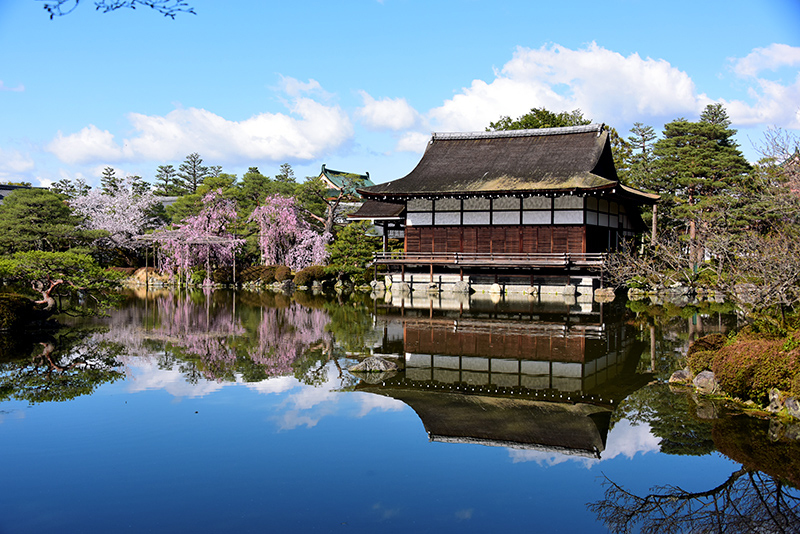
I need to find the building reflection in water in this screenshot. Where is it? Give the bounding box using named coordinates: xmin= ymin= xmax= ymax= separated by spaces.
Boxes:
xmin=358 ymin=293 xmax=652 ymax=459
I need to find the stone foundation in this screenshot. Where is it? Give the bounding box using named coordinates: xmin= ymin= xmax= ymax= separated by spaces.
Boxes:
xmin=386 ymin=273 xmax=600 ymax=302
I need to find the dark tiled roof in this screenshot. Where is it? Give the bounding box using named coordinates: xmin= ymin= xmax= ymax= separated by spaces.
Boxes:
xmin=360 ymin=125 xmax=642 ymax=198
xmin=348 ymin=200 xmax=405 ymax=219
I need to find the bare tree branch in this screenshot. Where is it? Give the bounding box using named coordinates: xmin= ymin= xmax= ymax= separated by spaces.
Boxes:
xmin=39 ymin=0 xmax=195 ymax=19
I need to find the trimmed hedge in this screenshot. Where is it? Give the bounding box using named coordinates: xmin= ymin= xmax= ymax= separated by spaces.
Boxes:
xmin=240 ymin=265 xmax=278 ymax=284
xmin=293 ymin=265 xmax=327 ymax=286
xmin=274 ymin=265 xmax=292 ymax=282
xmin=211 ymin=267 xmax=233 ymax=284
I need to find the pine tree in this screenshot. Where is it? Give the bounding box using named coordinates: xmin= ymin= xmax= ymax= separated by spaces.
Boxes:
xmin=0 ymin=189 xmax=98 ymax=252
xmin=51 ymin=177 xmax=90 ymax=199
xmin=653 ymin=104 xmax=751 ymax=264
xmin=626 ymin=123 xmax=658 ymax=191
xmin=154 ymin=164 xmax=180 ymax=196
xmin=100 ymin=166 xmax=122 ymax=195
xmin=176 ymin=153 xmax=209 ymax=195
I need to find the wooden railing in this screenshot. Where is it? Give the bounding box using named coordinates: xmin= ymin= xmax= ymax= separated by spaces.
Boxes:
xmin=371 ymin=251 xmax=606 ymax=268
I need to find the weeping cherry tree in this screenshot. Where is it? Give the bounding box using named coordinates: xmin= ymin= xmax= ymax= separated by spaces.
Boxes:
xmin=249 ymin=194 xmax=330 ymax=271
xmin=158 ymin=189 xmax=243 ymax=282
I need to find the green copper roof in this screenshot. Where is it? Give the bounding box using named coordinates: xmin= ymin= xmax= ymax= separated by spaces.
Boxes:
xmin=320 ymin=164 xmax=374 ymax=198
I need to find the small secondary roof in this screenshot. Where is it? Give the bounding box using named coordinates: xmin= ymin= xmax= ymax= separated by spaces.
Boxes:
xmin=319 ymin=164 xmax=374 ymax=197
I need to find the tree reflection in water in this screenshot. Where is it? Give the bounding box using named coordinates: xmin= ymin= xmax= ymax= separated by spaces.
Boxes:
xmin=590 ymin=467 xmax=800 ymax=534
xmin=0 ymin=329 xmax=125 ymax=403
xmin=248 ymin=301 xmax=331 ymax=377
xmin=108 ymin=290 xmax=342 ymax=385
xmin=592 ymin=384 xmax=800 ymax=533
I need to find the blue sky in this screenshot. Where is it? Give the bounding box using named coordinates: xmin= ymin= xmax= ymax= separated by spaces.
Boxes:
xmin=1 ymin=0 xmax=799 ymax=188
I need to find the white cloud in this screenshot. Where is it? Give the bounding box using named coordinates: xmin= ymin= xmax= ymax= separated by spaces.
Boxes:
xmin=732 ymin=44 xmax=800 ymax=77
xmin=0 ymin=80 xmax=24 ymax=92
xmin=356 ymin=91 xmax=419 ymax=130
xmin=0 ymin=147 xmax=35 ymax=180
xmin=47 ymin=79 xmax=354 ymax=165
xmin=286 ymin=383 xmax=339 ymax=410
xmin=353 ymin=392 xmax=405 ymax=417
xmin=397 ymin=42 xmax=800 ymax=147
xmin=507 ymin=419 xmax=660 ymax=467
xmin=723 ymin=77 xmax=800 ymax=128
xmin=124 ymin=358 xmax=228 ymax=398
xmin=426 ymin=42 xmax=703 ymax=133
xmin=244 ymin=376 xmax=299 ymax=395
xmin=724 ymin=44 xmax=800 ymax=128
xmin=48 ymin=125 xmax=127 ymax=165
xmin=279 ymin=76 xmax=332 ymax=99
xmin=395 ymin=131 xmax=431 ymax=153
xmin=601 ymin=420 xmax=661 ymax=460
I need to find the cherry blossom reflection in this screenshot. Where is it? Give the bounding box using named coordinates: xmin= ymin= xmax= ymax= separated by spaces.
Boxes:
xmin=248 ymin=302 xmax=331 ymax=377
xmin=103 ymin=291 xmax=333 ymax=383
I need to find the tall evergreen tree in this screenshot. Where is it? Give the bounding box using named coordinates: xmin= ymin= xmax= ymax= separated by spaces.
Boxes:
xmin=176 ymin=153 xmax=209 ymax=195
xmin=626 ymin=123 xmax=658 ymax=191
xmin=128 ymin=175 xmax=150 ymax=196
xmin=275 ymin=163 xmax=296 ymax=183
xmin=608 ymin=126 xmax=632 ymax=181
xmin=100 ymin=166 xmax=122 ymax=195
xmin=653 ymin=104 xmax=751 ymax=263
xmin=51 ymin=176 xmax=90 ymax=199
xmin=236 ymin=168 xmax=273 ymax=216
xmin=154 ymin=164 xmax=181 ymax=196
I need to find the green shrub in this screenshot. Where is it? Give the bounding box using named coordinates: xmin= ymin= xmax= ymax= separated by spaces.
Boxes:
xmin=293 ymin=269 xmax=313 ymax=287
xmin=189 ymin=269 xmax=207 ymax=285
xmin=712 ymin=339 xmax=798 ymax=404
xmin=325 ymin=221 xmax=381 ymax=285
xmin=212 ymin=267 xmax=233 ymax=284
xmin=687 ymin=350 xmax=717 ymax=374
xmin=274 ymin=265 xmax=292 ymax=282
xmin=293 ymin=265 xmax=327 ymax=286
xmin=240 ymin=265 xmax=263 ymax=283
xmin=687 ymin=333 xmax=726 ymax=358
xmin=260 ymin=265 xmax=277 ymax=283
xmin=240 ymin=265 xmax=277 ymax=284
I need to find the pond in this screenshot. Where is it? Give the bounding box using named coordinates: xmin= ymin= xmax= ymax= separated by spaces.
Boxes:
xmin=1 ymin=289 xmax=799 ymax=533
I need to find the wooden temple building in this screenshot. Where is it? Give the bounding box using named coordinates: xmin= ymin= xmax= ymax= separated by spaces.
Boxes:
xmin=351 ymin=124 xmax=658 ymax=291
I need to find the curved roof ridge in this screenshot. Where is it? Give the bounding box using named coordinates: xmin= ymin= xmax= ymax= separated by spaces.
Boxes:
xmin=432 ymin=123 xmax=604 ymax=141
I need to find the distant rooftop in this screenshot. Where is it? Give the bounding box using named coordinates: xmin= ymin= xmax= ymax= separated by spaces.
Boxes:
xmin=319 ymin=164 xmax=374 ymax=199
xmin=0 ymin=183 xmax=35 ymax=204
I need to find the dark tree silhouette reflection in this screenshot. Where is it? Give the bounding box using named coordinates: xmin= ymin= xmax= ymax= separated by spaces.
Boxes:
xmin=589 ymin=468 xmax=800 ymax=534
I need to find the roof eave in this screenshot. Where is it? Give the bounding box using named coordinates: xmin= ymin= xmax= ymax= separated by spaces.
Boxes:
xmin=358 ymin=183 xmax=617 ymax=199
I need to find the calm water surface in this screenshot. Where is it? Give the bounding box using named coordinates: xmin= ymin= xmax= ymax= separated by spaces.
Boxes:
xmin=1 ymin=289 xmax=798 ymax=533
